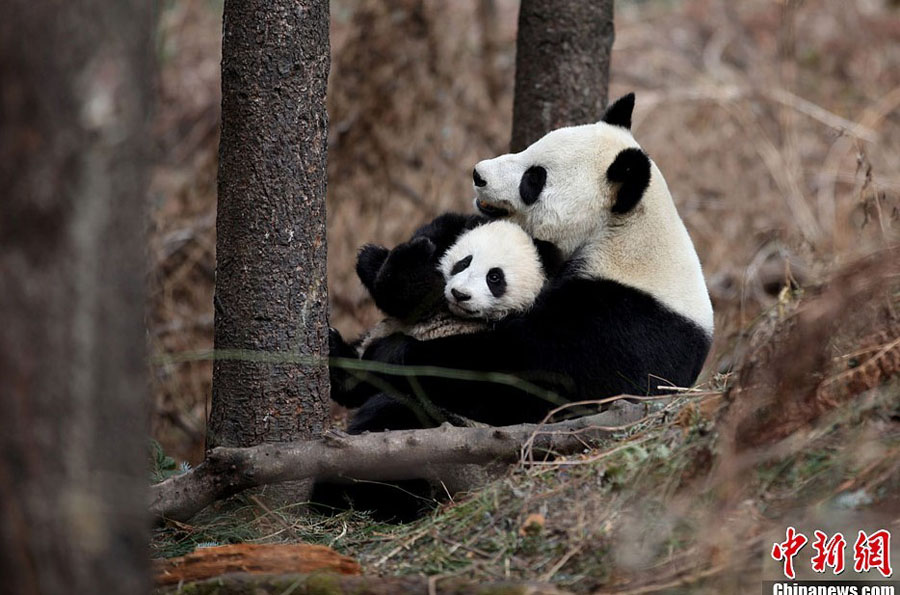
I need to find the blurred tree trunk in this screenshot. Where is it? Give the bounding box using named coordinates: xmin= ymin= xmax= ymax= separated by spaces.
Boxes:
xmin=0 ymin=1 xmax=152 ymax=594
xmin=479 ymin=0 xmax=503 ymax=105
xmin=511 ymin=0 xmax=615 ymax=152
xmin=207 ymin=0 xmax=331 ymax=470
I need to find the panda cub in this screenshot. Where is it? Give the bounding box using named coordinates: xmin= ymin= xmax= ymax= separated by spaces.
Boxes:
xmin=359 ymin=220 xmax=547 ymax=351
xmin=332 ymin=220 xmax=559 ymax=427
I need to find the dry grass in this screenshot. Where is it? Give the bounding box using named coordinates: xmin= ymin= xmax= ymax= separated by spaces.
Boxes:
xmin=149 ymin=0 xmax=900 ymax=590
xmin=151 ymin=380 xmax=897 ymax=592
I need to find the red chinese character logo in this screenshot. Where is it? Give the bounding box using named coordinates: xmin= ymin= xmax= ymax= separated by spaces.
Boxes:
xmin=772 ymin=526 xmax=808 ymax=579
xmin=810 ymin=530 xmax=846 ymax=574
xmin=853 ymin=529 xmax=892 ymax=578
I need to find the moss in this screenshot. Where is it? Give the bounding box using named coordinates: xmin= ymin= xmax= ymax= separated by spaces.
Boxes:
xmin=305 ymin=572 xmax=342 ymax=595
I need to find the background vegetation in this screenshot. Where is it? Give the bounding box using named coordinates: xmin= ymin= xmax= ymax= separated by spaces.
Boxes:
xmin=149 ymin=0 xmax=899 ymax=591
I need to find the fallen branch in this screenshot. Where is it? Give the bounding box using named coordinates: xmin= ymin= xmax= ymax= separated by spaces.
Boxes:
xmin=154 ymin=544 xmax=360 ymax=586
xmin=150 ymin=400 xmax=647 ymax=522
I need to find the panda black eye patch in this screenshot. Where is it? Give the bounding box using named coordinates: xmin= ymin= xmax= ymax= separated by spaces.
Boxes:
xmin=451 ymin=255 xmax=473 ymax=275
xmin=486 ymin=267 xmax=506 ymax=297
xmin=519 ymin=165 xmax=547 ymax=206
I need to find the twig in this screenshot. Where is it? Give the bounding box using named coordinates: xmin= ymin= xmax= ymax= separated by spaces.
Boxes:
xmin=373 ymin=525 xmax=431 ymax=568
xmin=520 ymin=395 xmax=662 ymax=463
xmin=539 ymin=544 xmax=583 ymax=582
xmin=525 ymin=435 xmax=656 ymax=468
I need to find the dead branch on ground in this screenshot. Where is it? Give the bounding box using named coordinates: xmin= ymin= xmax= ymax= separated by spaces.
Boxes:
xmin=150 ymin=400 xmax=648 ymax=522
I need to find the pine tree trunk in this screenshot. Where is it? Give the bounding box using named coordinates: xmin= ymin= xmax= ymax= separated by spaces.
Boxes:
xmin=0 ymin=1 xmax=152 ymax=593
xmin=207 ymin=0 xmax=331 ymax=460
xmin=510 ymin=0 xmax=615 ymax=152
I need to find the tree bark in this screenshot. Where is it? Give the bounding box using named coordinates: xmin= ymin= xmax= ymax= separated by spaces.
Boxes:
xmin=510 ymin=0 xmax=615 ymax=152
xmin=208 ymin=0 xmax=331 ymax=459
xmin=151 ymin=401 xmax=648 ymax=522
xmin=0 ymin=1 xmax=152 ymax=593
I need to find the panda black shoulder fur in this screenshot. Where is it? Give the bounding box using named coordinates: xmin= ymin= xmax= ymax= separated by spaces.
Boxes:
xmin=360 ymin=93 xmax=714 ymax=427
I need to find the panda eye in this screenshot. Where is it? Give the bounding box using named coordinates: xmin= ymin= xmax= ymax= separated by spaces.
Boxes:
xmin=451 ymin=255 xmax=472 ymax=275
xmin=486 ymin=267 xmax=506 ymax=297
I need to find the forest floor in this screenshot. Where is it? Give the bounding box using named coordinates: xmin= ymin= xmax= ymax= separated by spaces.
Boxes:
xmin=149 ymin=0 xmax=900 ymax=591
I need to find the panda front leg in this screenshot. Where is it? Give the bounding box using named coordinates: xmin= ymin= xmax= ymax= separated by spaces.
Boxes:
xmin=362 ymin=327 xmax=565 ymax=425
xmin=328 ymin=327 xmax=382 ymax=409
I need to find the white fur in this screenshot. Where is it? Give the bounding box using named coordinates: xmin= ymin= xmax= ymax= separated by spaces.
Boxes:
xmin=473 ymin=122 xmax=714 ymax=335
xmin=439 ymin=220 xmax=545 ymax=321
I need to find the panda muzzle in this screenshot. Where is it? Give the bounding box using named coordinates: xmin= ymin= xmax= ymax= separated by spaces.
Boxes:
xmin=475 ymin=197 xmax=512 ymax=218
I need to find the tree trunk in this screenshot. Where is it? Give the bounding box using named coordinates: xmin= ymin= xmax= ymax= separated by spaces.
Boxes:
xmin=207 ymin=0 xmax=331 ymax=463
xmin=510 ymin=0 xmax=615 ymax=152
xmin=0 ymin=1 xmax=152 ymax=593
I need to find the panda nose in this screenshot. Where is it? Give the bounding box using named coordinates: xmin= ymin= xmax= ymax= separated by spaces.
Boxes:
xmin=451 ymin=288 xmax=471 ymax=302
xmin=472 ymin=168 xmax=487 ymax=187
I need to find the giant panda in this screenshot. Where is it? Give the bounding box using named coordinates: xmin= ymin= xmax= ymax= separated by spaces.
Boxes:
xmin=331 ymin=219 xmax=562 ymax=429
xmin=360 ymin=93 xmax=714 ymax=427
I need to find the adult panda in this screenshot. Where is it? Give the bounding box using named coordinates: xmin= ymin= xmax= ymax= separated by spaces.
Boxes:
xmin=362 ymin=93 xmax=714 ymax=425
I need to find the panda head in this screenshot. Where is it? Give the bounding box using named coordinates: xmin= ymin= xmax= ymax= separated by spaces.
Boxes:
xmin=471 ymin=93 xmax=652 ymax=256
xmin=438 ymin=221 xmax=549 ymax=321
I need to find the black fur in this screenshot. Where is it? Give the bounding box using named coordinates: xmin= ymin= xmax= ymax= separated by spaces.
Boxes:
xmin=307 ymin=477 xmax=435 ymax=523
xmin=355 ymin=244 xmax=390 ymax=294
xmin=354 ymin=213 xmax=486 ymax=323
xmin=607 ymin=148 xmax=652 ymax=215
xmin=347 ymin=393 xmax=434 ymax=433
xmin=601 ymin=93 xmax=635 ymax=129
xmin=519 ymin=165 xmax=547 ymax=206
xmin=533 ymin=239 xmax=565 ymax=278
xmin=328 ymin=327 xmax=368 ymax=409
xmin=360 ymin=270 xmax=711 ymax=426
xmin=411 ymin=212 xmax=487 ymax=252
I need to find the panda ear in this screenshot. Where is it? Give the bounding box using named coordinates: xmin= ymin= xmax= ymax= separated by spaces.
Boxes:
xmin=607 ymin=148 xmax=651 ymax=214
xmin=532 ymin=239 xmax=565 ymax=279
xmin=601 ymin=93 xmax=635 ymax=130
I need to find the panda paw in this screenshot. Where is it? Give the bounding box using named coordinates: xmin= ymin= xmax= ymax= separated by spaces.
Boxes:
xmin=356 ymin=244 xmax=390 ymax=293
xmin=371 ymin=236 xmax=444 ymax=320
xmin=328 ymin=327 xmax=355 ymax=358
xmin=386 ymin=236 xmax=436 ymax=268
